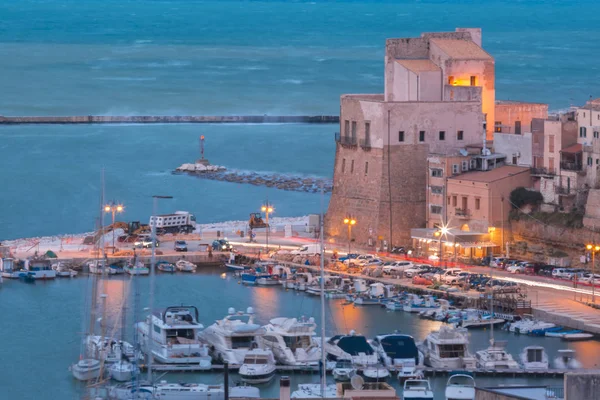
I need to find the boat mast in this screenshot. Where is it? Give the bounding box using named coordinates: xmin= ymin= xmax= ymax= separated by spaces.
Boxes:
xmin=319 ymin=184 xmax=326 ymax=396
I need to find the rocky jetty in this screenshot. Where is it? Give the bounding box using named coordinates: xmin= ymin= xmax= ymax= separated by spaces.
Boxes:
xmin=174 ymin=163 xmax=333 ymax=193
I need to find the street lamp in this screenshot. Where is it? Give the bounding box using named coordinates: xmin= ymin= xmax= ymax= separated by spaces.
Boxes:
xmin=104 ymin=201 xmax=124 ymax=254
xmin=586 ymin=243 xmax=600 ymax=304
xmin=261 ymin=202 xmax=274 ymax=252
xmin=434 ymin=226 xmax=449 ymax=268
xmin=343 ymin=217 xmax=357 ymax=254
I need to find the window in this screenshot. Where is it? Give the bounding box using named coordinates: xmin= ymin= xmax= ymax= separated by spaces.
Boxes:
xmin=344 ymin=120 xmax=349 ymax=137
xmin=470 ymin=159 xmax=477 ymax=169
xmin=461 ymin=161 xmax=468 ymax=171
xmin=419 ymin=131 xmax=425 ymax=142
xmin=365 ymin=122 xmax=370 ymax=140
xmin=439 ymin=131 xmax=445 ymax=141
xmin=364 ymin=161 xmax=369 ymax=175
xmin=549 ymin=157 xmax=554 ymax=173
xmin=431 ymin=186 xmax=443 ymax=194
xmin=351 ymin=121 xmax=357 ymax=139
xmin=494 ymin=121 xmax=502 ymax=133
xmin=154 ymin=324 xmax=161 ymax=334
xmin=470 ymin=76 xmax=477 ymax=86
xmin=447 ymin=196 xmax=451 ymax=205
xmin=475 ymin=198 xmax=480 ymax=210
xmin=448 ymin=75 xmax=454 ymax=85
xmin=515 ymin=121 xmax=522 ymax=135
xmin=580 ymin=127 xmax=587 ymax=138
xmin=457 ymin=130 xmax=464 ymax=141
xmin=452 ymin=196 xmax=457 ymax=207
xmin=548 ymin=135 xmax=555 ymax=152
xmin=430 ymin=205 xmax=442 ymax=214
xmin=597 ymin=159 xmax=599 ymax=165
xmin=452 ymin=164 xmax=459 ymax=174
xmin=595 ymin=131 xmax=599 ymax=139
xmin=398 ymin=131 xmax=405 ymax=142
xmin=350 ymin=159 xmax=354 ymax=173
xmin=588 ymin=157 xmax=593 ymax=166
xmin=341 ymin=158 xmax=346 ymax=172
xmin=431 ymin=168 xmax=443 ymax=177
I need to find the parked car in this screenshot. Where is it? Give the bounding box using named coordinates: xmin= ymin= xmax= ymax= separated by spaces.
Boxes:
xmin=447 ymin=271 xmax=471 ymax=285
xmin=432 ymin=268 xmax=463 ymax=283
xmin=404 ymin=264 xmax=432 ymax=278
xmin=552 ymin=268 xmax=568 ymax=279
xmin=382 ymin=261 xmax=413 ymax=274
xmin=507 ymin=261 xmax=529 ymax=274
xmin=174 ymin=240 xmax=188 ymax=252
xmin=581 ymin=273 xmax=600 ymax=284
xmin=338 ymin=253 xmax=359 ymax=262
xmin=364 ymin=258 xmax=384 ymax=266
xmin=212 ymin=239 xmax=233 ymax=251
xmin=490 ymin=257 xmax=507 ymax=268
xmin=537 ymin=265 xmax=558 ymax=276
xmin=134 ymin=236 xmax=159 ymax=249
xmin=390 ymin=246 xmax=407 ymax=254
xmin=344 ymin=254 xmax=374 ymax=266
xmin=468 ymin=274 xmax=489 ymax=288
xmin=523 ymin=262 xmax=544 ymax=275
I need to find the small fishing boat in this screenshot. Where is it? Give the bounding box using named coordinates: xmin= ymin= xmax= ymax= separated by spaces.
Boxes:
xmin=403 ymin=379 xmax=434 ymax=400
xmin=225 ymin=263 xmax=251 ymax=271
xmin=508 ymin=315 xmax=555 ymax=335
xmin=23 ymin=256 xmax=56 ymax=279
xmin=332 ymin=359 xmax=356 ymax=382
xmin=562 ymin=332 xmax=594 ymax=341
xmin=385 ymin=300 xmax=404 ymax=311
xmin=53 ymin=262 xmax=78 ymax=277
xmin=156 ymin=260 xmax=176 ymax=273
xmin=444 ymin=373 xmax=475 ymax=400
xmin=458 ymin=311 xmax=505 ymax=329
xmin=175 ymin=259 xmax=196 ymax=272
xmin=108 ymin=263 xmax=125 ymax=275
xmin=238 ymin=349 xmax=277 ymax=384
xmin=256 ymin=275 xmax=280 ymax=285
xmin=125 ymin=261 xmax=149 ymax=275
xmin=361 ymin=364 xmax=390 ymax=382
xmin=70 ymin=358 xmax=101 ymax=381
xmin=403 ymin=295 xmax=439 ymax=313
xmin=553 ymin=349 xmax=582 ymax=369
xmin=520 ymin=346 xmax=548 ymax=370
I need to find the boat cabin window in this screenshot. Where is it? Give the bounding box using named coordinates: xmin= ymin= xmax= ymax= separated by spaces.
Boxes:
xmin=283 ymin=336 xmax=311 ymax=351
xmin=231 ymin=336 xmax=255 ymax=349
xmin=438 ymin=344 xmax=465 ymax=358
xmin=154 ymin=324 xmax=162 ymax=334
xmin=527 ymin=348 xmax=543 ymax=362
xmin=243 ymin=356 xmax=268 ymax=364
xmin=262 ymin=335 xmax=278 ymax=344
xmin=166 ymin=328 xmax=195 ymax=343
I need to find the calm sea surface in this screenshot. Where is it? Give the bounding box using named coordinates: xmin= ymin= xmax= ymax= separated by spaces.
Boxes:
xmin=1 ymin=0 xmax=600 ymax=398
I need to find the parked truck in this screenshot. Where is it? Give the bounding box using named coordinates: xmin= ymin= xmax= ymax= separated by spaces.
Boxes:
xmin=149 ymin=211 xmax=196 ymax=234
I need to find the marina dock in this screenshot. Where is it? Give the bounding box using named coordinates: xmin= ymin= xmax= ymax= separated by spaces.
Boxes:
xmin=0 ymin=115 xmax=339 ymax=125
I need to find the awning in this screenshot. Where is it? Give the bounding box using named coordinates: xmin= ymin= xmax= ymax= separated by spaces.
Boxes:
xmin=411 ymin=228 xmax=491 ymax=243
xmin=456 ymin=241 xmax=498 ymax=248
xmin=561 ymin=143 xmax=583 ymax=154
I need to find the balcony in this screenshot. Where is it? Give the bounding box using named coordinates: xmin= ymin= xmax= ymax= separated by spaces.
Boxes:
xmin=359 ymin=138 xmax=371 ymax=150
xmin=334 ymin=132 xmax=357 ymax=147
xmin=454 ymin=208 xmax=471 ymax=218
xmin=560 ymin=161 xmax=583 ymax=172
xmin=556 ymin=186 xmax=576 ymax=196
xmin=531 ymin=167 xmax=555 ymax=176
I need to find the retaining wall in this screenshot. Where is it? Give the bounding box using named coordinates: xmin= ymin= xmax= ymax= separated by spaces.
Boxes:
xmin=0 ymin=115 xmax=339 ymax=124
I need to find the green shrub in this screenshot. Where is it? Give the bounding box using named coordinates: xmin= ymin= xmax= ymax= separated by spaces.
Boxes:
xmin=510 ymin=187 xmax=544 ymax=209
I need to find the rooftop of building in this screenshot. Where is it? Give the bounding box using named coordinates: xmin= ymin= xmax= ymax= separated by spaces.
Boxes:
xmin=496 ymin=99 xmax=549 ymax=106
xmin=448 ymin=165 xmax=529 ymax=183
xmin=429 ymin=38 xmax=492 ymax=60
xmin=396 ymin=59 xmax=440 ymax=73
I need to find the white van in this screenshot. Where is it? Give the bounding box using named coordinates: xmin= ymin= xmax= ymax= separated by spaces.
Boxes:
xmin=290 ymin=243 xmax=323 ymax=255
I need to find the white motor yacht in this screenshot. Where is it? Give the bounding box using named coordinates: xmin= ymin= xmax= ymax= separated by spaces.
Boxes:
xmin=238 ymin=349 xmax=277 ymax=384
xmin=136 ymin=305 xmax=211 ymax=366
xmin=324 ymin=331 xmax=378 ymax=367
xmin=125 ymin=261 xmax=149 ymax=275
xmin=520 ymin=345 xmax=548 ymax=370
xmin=553 ymin=349 xmax=582 ymax=369
xmin=108 ymin=380 xmax=225 ymax=400
xmin=371 ymin=333 xmax=421 ymax=380
xmin=508 ymin=314 xmax=555 ymax=334
xmin=402 ymin=379 xmax=434 ymax=400
xmin=444 ymin=373 xmax=475 ymax=400
xmin=259 ymin=316 xmax=321 ymax=366
xmin=71 ymin=358 xmax=102 ymax=381
xmin=176 ymin=259 xmax=196 ymax=272
xmin=418 ymin=326 xmax=476 ymax=369
xmin=332 ymin=359 xmax=357 ymax=381
xmin=475 ymin=340 xmax=519 ymax=369
xmin=199 ymin=307 xmax=266 ymax=366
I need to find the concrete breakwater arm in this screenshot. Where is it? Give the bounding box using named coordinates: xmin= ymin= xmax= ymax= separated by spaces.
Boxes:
xmin=0 ymin=115 xmax=339 ymax=124
xmin=174 ymin=164 xmax=333 ymax=194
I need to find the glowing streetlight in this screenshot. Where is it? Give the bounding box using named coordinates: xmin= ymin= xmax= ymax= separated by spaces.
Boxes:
xmin=434 ymin=224 xmax=450 ymax=268
xmin=343 ymin=217 xmax=357 ymax=254
xmin=104 ymin=201 xmax=124 ymax=254
xmin=586 ymin=243 xmax=600 ymax=304
xmin=261 ymin=201 xmax=274 ymax=251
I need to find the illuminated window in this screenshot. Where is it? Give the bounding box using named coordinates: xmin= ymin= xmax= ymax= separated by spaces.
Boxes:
xmin=448 ymin=75 xmax=454 ymax=85
xmin=494 ymin=122 xmax=502 ymax=133
xmin=470 ymin=76 xmax=477 ymax=86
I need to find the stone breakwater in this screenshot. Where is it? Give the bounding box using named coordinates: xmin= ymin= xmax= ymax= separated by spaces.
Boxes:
xmin=175 ymin=163 xmax=333 ymax=193
xmin=0 ymin=115 xmax=339 ymax=125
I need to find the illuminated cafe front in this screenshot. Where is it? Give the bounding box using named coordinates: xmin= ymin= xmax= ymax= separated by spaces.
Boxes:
xmin=410 ymin=227 xmax=498 ymax=261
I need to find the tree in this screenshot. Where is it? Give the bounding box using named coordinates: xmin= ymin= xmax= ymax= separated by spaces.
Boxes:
xmin=509 ymin=187 xmax=543 ymax=209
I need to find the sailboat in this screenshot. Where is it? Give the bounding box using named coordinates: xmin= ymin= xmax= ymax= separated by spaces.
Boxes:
xmin=109 ymin=277 xmax=140 ymax=382
xmin=291 ymin=186 xmax=337 ymax=399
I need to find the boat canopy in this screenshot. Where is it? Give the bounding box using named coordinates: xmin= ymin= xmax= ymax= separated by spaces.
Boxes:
xmin=380 ymin=335 xmax=418 ymax=361
xmin=336 ymin=336 xmax=374 ymax=355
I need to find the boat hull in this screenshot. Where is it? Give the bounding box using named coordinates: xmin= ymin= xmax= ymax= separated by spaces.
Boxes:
xmin=71 ymin=359 xmax=101 ymax=381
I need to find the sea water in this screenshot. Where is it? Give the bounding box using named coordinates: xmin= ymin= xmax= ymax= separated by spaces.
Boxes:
xmin=2 ymin=1 xmax=600 ymax=398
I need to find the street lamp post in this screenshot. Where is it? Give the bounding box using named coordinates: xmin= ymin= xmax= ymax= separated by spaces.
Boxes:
xmin=147 ymin=195 xmax=173 ymax=381
xmin=343 ymin=217 xmax=357 ymax=255
xmin=586 ymin=243 xmax=600 ymax=304
xmin=104 ymin=201 xmax=124 ymax=254
xmin=261 ymin=202 xmax=274 ymax=252
xmin=434 ymin=226 xmax=449 ymax=268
